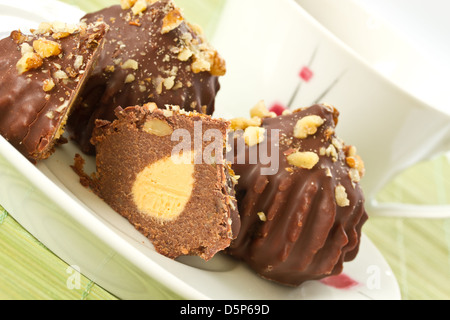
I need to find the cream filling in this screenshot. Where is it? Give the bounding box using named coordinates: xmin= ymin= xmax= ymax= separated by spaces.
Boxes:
xmin=132 ymin=152 xmax=194 ymax=221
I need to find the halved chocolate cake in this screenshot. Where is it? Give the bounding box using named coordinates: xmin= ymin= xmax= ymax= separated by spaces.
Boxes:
xmin=0 ymin=21 xmax=107 ymax=162
xmin=67 ymin=0 xmax=226 ymax=155
xmin=226 ymin=102 xmax=368 ymax=286
xmin=77 ymin=104 xmax=240 ymax=260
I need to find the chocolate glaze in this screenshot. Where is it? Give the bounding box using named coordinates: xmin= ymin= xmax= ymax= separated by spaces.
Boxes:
xmin=67 ymin=0 xmax=225 ymax=155
xmin=85 ymin=105 xmax=239 ymax=260
xmin=226 ymin=104 xmax=368 ymax=286
xmin=0 ymin=23 xmax=107 ymax=162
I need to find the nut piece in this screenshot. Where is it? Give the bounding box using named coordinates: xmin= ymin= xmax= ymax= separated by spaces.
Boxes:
xmin=131 ymin=0 xmax=147 ymax=15
xmin=209 ymin=51 xmax=227 ymax=76
xmin=191 ymin=56 xmax=211 ymax=74
xmin=20 ymin=43 xmax=33 ymax=55
xmin=142 ymin=102 xmax=158 ymax=113
xmin=74 ymin=55 xmax=84 ymax=70
xmin=293 ymin=115 xmax=325 ymax=139
xmin=132 ymin=153 xmax=194 ymax=221
xmin=11 ymin=30 xmax=28 ymax=44
xmin=243 ymin=126 xmax=266 ymax=147
xmin=335 ymin=184 xmax=350 ymax=207
xmin=121 ymin=59 xmax=139 ymax=70
xmin=178 ymin=47 xmax=193 ymax=61
xmin=257 ymin=212 xmax=267 ymax=222
xmin=125 ymin=74 xmax=136 ymax=83
xmin=163 ymin=76 xmax=175 ymax=90
xmin=250 ymin=100 xmax=276 ymax=119
xmin=143 ymin=118 xmax=173 ymax=136
xmin=161 ymin=7 xmax=184 ymax=34
xmin=33 ymin=38 xmax=62 ymax=58
xmin=52 ymin=32 xmax=71 ymax=40
xmin=324 ymin=144 xmax=338 ymax=162
xmin=230 ymin=117 xmax=262 ymax=131
xmin=42 ymin=78 xmax=55 ymax=92
xmin=345 ymin=145 xmax=365 ymax=178
xmin=16 ymin=52 xmax=43 ymax=74
xmin=348 ymin=168 xmax=361 ymax=184
xmin=286 ymin=151 xmax=319 ymax=170
xmin=120 ymin=0 xmax=137 ymax=9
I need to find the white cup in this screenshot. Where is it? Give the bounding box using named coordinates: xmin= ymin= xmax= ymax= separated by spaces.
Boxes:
xmin=212 ymin=0 xmax=450 ymax=218
xmin=295 ymin=0 xmax=450 ymax=119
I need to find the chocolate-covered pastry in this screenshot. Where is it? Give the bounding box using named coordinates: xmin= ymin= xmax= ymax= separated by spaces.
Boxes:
xmin=0 ymin=21 xmax=107 ymax=162
xmin=67 ymin=0 xmax=226 ymax=155
xmin=226 ymin=103 xmax=368 ymax=286
xmin=77 ymin=103 xmax=239 ymax=260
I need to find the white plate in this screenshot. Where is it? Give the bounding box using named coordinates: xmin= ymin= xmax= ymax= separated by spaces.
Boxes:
xmin=0 ymin=0 xmax=401 ymax=300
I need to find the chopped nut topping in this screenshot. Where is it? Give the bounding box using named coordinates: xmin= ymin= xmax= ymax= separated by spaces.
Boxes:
xmin=244 ymin=126 xmax=266 ymax=147
xmin=131 ymin=0 xmax=148 ymax=15
xmin=34 ymin=22 xmax=52 ymax=34
xmin=332 ymin=137 xmax=343 ymax=151
xmin=164 ymin=76 xmax=176 ymax=90
xmin=125 ymin=74 xmax=136 ymax=83
xmin=324 ymin=128 xmax=335 ymax=142
xmin=104 ymin=65 xmax=115 ymax=73
xmin=65 ymin=66 xmax=78 ymax=78
xmin=16 ymin=52 xmax=43 ymax=74
xmin=53 ymin=70 xmax=68 ymax=79
xmin=344 ymin=145 xmax=357 ymax=157
xmin=335 ymin=185 xmax=350 ymax=207
xmin=20 ymin=43 xmax=33 ymax=55
xmin=74 ymin=55 xmax=84 ymax=70
xmin=191 ymin=57 xmax=211 ymax=74
xmin=178 ymin=47 xmax=193 ymax=61
xmin=293 ymin=115 xmax=325 ymax=139
xmin=120 ymin=0 xmax=137 ymax=9
xmin=143 ymin=118 xmax=173 ymax=136
xmin=348 ymin=168 xmax=361 ymax=184
xmin=142 ymin=102 xmax=158 ymax=113
xmin=50 ymin=21 xmax=78 ymax=34
xmin=250 ymin=100 xmax=276 ymax=119
xmin=257 ymin=212 xmax=267 ymax=222
xmin=11 ymin=30 xmax=28 ymax=44
xmin=346 ymin=155 xmax=365 ymax=178
xmin=52 ymin=32 xmax=71 ymax=40
xmin=121 ymin=59 xmax=139 ymax=70
xmin=286 ymin=151 xmax=319 ymax=170
xmin=45 ymin=111 xmax=54 ymax=119
xmin=42 ymin=78 xmax=55 ymax=92
xmin=161 ymin=7 xmax=184 ymax=34
xmin=325 ymin=144 xmax=338 ymax=162
xmin=209 ymin=51 xmax=227 ymax=76
xmin=33 ymin=38 xmax=62 ymax=58
xmin=230 ymin=117 xmax=262 ymax=131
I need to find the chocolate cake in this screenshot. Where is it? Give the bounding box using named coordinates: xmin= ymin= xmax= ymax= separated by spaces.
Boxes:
xmin=0 ymin=21 xmax=107 ymax=162
xmin=67 ymin=0 xmax=226 ymax=155
xmin=79 ymin=103 xmax=239 ymax=260
xmin=226 ymin=103 xmax=368 ymax=286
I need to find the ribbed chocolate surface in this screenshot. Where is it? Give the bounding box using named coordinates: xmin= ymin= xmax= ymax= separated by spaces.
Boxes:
xmin=227 ymin=104 xmax=368 ymax=286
